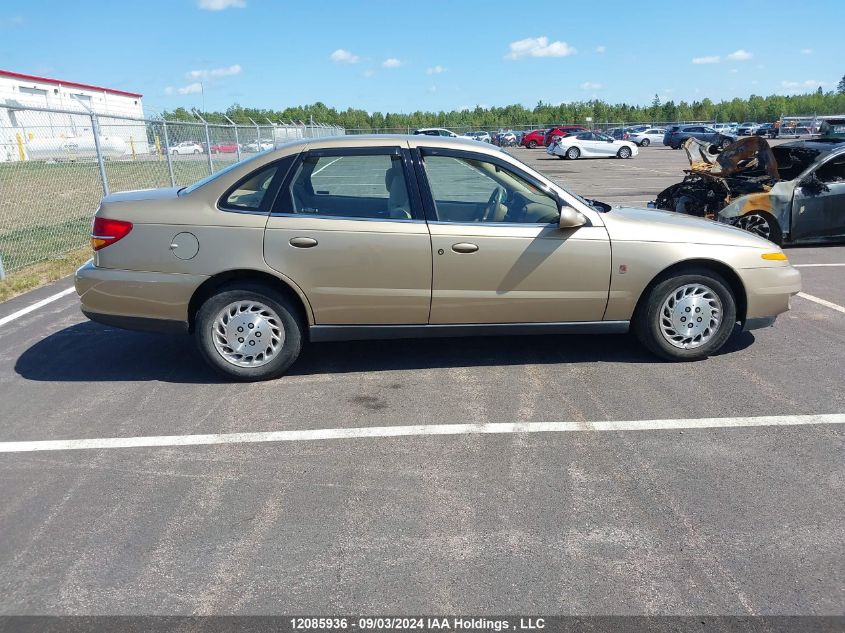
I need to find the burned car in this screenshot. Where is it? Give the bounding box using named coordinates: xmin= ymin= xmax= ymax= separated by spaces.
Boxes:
xmin=654 ymin=136 xmax=845 ymax=244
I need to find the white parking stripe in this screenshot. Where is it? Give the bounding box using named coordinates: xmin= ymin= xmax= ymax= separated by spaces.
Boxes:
xmin=797 ymin=292 xmax=845 ymax=314
xmin=793 ymin=263 xmax=845 ymax=268
xmin=0 ymin=287 xmax=76 ymax=328
xmin=312 ymin=157 xmax=342 ymax=176
xmin=0 ymin=414 xmax=841 ymax=453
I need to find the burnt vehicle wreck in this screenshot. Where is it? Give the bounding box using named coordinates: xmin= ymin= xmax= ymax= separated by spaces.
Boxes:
xmin=654 ymin=136 xmax=845 ymax=244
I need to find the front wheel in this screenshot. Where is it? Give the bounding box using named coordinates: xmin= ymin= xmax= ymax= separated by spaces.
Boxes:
xmin=193 ymin=149 xmax=201 ymax=154
xmin=640 ymin=138 xmax=650 ymax=147
xmin=195 ymin=283 xmax=303 ymax=381
xmin=720 ymin=138 xmax=732 ymax=149
xmin=734 ymin=212 xmax=783 ymax=245
xmin=617 ymin=146 xmax=632 ymax=159
xmin=527 ymin=140 xmax=537 ymax=149
xmin=566 ymin=146 xmax=580 ymax=160
xmin=634 ymin=270 xmax=737 ymax=361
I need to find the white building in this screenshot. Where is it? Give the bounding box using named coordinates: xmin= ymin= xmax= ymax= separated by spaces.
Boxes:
xmin=0 ymin=69 xmax=146 ymax=161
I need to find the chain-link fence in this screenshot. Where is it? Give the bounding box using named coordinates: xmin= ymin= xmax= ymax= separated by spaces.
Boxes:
xmin=0 ymin=103 xmax=343 ymax=274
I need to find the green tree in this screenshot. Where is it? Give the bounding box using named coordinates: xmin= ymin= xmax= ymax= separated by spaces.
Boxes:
xmin=838 ymin=75 xmax=845 ymax=94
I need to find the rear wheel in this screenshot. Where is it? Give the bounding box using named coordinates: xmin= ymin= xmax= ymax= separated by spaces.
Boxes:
xmin=527 ymin=140 xmax=537 ymax=149
xmin=193 ymin=149 xmax=201 ymax=154
xmin=634 ymin=270 xmax=737 ymax=361
xmin=640 ymin=138 xmax=650 ymax=147
xmin=566 ymin=146 xmax=580 ymax=160
xmin=195 ymin=283 xmax=303 ymax=381
xmin=734 ymin=212 xmax=783 ymax=245
xmin=617 ymin=146 xmax=632 ymax=159
xmin=720 ymin=137 xmax=732 ymax=149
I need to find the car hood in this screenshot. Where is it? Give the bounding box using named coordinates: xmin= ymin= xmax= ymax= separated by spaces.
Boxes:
xmin=601 ymin=206 xmax=774 ymax=248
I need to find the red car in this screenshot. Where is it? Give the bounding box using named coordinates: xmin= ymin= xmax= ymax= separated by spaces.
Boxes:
xmin=210 ymin=142 xmax=239 ymax=154
xmin=520 ymin=129 xmax=547 ymax=149
xmin=544 ymin=126 xmax=588 ymax=146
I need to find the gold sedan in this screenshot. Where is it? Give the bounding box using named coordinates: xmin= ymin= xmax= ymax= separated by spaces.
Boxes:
xmin=75 ymin=135 xmax=801 ymax=380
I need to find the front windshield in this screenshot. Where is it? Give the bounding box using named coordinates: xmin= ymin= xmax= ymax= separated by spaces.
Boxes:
xmin=505 ymin=149 xmax=606 ymax=211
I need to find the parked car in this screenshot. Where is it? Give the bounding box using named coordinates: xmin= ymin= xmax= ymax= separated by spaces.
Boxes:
xmin=547 ymin=131 xmax=639 ymax=159
xmin=654 ymin=136 xmax=845 ymax=245
xmin=76 ymin=134 xmax=800 ymax=380
xmin=627 ymin=128 xmax=666 ymax=147
xmin=607 ymin=127 xmax=635 ymax=141
xmin=211 ymin=142 xmax=240 ymax=154
xmin=544 ymin=126 xmax=587 ymax=146
xmin=818 ymin=117 xmax=845 ymax=139
xmin=467 ymin=131 xmax=491 ymax=143
xmin=736 ymin=122 xmax=760 ymax=136
xmin=754 ymin=123 xmax=776 ymax=137
xmin=243 ymin=140 xmax=274 ymax=153
xmin=520 ymin=129 xmax=546 ymax=148
xmin=495 ymin=130 xmax=518 ymax=146
xmin=170 ymin=141 xmax=203 ymax=155
xmin=413 ymin=127 xmax=471 ymax=138
xmin=662 ymin=125 xmax=735 ymax=150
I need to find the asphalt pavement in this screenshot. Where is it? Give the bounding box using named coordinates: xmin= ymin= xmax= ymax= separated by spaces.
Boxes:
xmin=0 ymin=146 xmax=842 ymax=616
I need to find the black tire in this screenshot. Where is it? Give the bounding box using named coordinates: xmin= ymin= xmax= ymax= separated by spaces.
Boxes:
xmin=566 ymin=146 xmax=580 ymax=160
xmin=527 ymin=140 xmax=537 ymax=149
xmin=617 ymin=146 xmax=632 ymax=159
xmin=734 ymin=211 xmax=783 ymax=246
xmin=194 ymin=283 xmax=303 ymax=381
xmin=634 ymin=269 xmax=737 ymax=361
xmin=640 ymin=138 xmax=650 ymax=147
xmin=193 ymin=149 xmax=201 ymax=154
xmin=720 ymin=137 xmax=732 ymax=149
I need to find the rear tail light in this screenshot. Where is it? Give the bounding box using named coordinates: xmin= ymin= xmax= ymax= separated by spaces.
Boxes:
xmin=91 ymin=217 xmax=133 ymax=251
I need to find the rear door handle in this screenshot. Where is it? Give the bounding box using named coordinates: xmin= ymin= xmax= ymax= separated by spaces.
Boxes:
xmin=289 ymin=237 xmax=318 ymax=248
xmin=452 ymin=242 xmax=479 ymax=253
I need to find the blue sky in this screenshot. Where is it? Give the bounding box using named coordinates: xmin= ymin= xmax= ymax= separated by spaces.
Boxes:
xmin=1 ymin=0 xmax=842 ymax=115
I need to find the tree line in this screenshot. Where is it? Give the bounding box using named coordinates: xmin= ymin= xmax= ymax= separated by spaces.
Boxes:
xmin=160 ymin=86 xmax=845 ymax=130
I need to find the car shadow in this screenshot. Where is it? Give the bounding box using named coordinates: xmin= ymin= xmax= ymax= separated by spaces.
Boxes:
xmin=15 ymin=321 xmax=756 ymax=384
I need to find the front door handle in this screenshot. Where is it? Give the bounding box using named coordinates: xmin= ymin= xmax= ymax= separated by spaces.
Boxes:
xmin=289 ymin=237 xmax=318 ymax=248
xmin=452 ymin=242 xmax=479 ymax=254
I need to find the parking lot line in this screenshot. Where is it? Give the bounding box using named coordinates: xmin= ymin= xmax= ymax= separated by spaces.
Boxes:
xmin=797 ymin=292 xmax=845 ymax=314
xmin=1 ymin=414 xmax=842 ymax=453
xmin=0 ymin=287 xmax=75 ymax=328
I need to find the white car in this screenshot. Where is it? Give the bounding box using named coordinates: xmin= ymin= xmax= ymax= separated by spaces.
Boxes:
xmin=412 ymin=127 xmax=472 ymax=139
xmin=243 ymin=140 xmax=275 ymax=153
xmin=626 ymin=128 xmax=665 ymax=147
xmin=169 ymin=141 xmax=203 ymax=155
xmin=547 ymin=131 xmax=639 ymax=159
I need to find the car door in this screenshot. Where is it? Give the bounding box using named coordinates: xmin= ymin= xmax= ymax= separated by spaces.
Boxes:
xmin=572 ymin=132 xmax=598 ymax=156
xmin=593 ymin=132 xmax=618 ymax=156
xmin=791 ymin=153 xmax=845 ymax=241
xmin=414 ymin=146 xmax=611 ymax=324
xmin=263 ymin=145 xmax=432 ymax=325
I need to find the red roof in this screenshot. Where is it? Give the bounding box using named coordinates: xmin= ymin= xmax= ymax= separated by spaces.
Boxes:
xmin=0 ymin=69 xmax=142 ymax=98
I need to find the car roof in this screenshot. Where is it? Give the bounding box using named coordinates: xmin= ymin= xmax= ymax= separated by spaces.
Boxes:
xmin=267 ymin=134 xmax=502 ymax=154
xmin=777 ymin=139 xmax=845 ymax=153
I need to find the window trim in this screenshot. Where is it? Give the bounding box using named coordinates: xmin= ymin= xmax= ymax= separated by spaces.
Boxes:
xmin=413 ymin=146 xmax=562 ymax=226
xmin=216 ymin=155 xmax=296 ymax=215
xmin=270 ymin=146 xmax=426 ymax=222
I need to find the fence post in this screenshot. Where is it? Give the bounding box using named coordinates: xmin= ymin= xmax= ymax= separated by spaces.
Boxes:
xmin=224 ymin=115 xmax=241 ymax=162
xmin=192 ymin=110 xmax=214 ymax=175
xmin=162 ymin=120 xmax=176 ymax=187
xmin=248 ymin=117 xmax=260 ymax=148
xmin=90 ymin=112 xmax=110 ymax=196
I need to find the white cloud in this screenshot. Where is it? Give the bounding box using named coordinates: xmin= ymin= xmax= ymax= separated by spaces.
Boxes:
xmin=692 ymin=55 xmax=720 ymax=64
xmin=595 ymin=45 xmax=606 ymax=54
xmin=580 ymin=81 xmax=603 ymax=90
xmin=505 ymin=36 xmax=576 ymax=60
xmin=800 ymin=48 xmax=813 ymax=55
xmin=726 ymin=49 xmax=753 ymax=61
xmin=780 ymin=79 xmax=831 ymax=93
xmin=362 ymin=69 xmax=375 ymax=78
xmin=197 ymin=0 xmax=246 ymax=10
xmin=165 ymin=83 xmax=203 ymax=95
xmin=187 ymin=64 xmax=242 ymax=79
xmin=330 ymin=49 xmax=360 ymax=64
xmin=382 ymin=58 xmax=402 ymax=68
xmin=426 ymin=65 xmax=447 ymax=75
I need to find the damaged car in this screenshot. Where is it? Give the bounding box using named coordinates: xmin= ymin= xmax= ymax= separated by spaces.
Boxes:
xmin=654 ymin=136 xmax=845 ymax=244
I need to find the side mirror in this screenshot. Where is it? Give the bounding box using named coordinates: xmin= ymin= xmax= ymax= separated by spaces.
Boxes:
xmin=559 ymin=205 xmax=587 ymax=229
xmin=607 ymin=138 xmax=614 ymax=143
